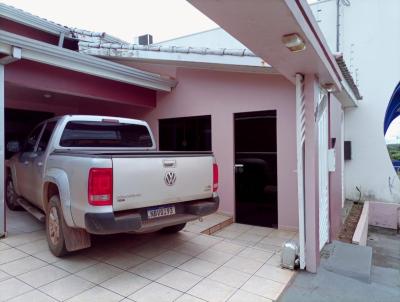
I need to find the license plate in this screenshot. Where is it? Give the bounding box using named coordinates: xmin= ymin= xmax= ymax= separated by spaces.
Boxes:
xmin=147 ymin=206 xmax=176 ymax=219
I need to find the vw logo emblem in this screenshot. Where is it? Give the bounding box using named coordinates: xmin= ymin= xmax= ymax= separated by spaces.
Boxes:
xmin=164 ymin=171 xmax=176 ymax=186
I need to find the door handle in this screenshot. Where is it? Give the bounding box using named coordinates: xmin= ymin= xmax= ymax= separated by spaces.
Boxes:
xmin=37 ymin=162 xmax=43 ymax=167
xmin=234 ymin=164 xmax=244 ymax=168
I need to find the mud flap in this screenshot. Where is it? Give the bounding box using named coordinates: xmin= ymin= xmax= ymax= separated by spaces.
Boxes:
xmin=61 ymin=217 xmax=91 ymax=252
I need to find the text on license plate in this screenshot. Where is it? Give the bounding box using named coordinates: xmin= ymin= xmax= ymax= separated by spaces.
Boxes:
xmin=147 ymin=206 xmax=176 ymax=219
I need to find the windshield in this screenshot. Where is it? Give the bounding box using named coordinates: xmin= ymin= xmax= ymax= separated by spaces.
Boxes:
xmin=60 ymin=121 xmax=153 ymax=148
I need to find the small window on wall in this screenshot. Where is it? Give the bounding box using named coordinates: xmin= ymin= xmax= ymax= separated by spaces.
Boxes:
xmin=159 ymin=115 xmax=211 ymax=151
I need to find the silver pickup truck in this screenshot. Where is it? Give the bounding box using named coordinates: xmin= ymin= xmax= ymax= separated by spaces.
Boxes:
xmin=6 ymin=115 xmax=219 ymax=256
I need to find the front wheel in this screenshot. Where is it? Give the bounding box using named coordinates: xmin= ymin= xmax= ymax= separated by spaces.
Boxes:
xmin=159 ymin=223 xmax=186 ymax=234
xmin=46 ymin=195 xmax=67 ymax=257
xmin=5 ymin=175 xmax=22 ymax=211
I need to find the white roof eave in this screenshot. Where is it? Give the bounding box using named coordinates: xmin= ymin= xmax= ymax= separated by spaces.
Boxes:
xmin=0 ymin=30 xmax=177 ymax=92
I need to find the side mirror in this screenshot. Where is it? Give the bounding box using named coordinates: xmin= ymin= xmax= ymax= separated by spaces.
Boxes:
xmin=7 ymin=141 xmax=20 ymax=153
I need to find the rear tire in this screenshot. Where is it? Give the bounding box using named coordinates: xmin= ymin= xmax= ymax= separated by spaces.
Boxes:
xmin=160 ymin=223 xmax=186 ymax=234
xmin=5 ymin=174 xmax=22 ymax=211
xmin=46 ymin=195 xmax=68 ymax=257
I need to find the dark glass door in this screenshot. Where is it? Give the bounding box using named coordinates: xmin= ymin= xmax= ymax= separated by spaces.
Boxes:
xmin=234 ymin=110 xmax=278 ymax=227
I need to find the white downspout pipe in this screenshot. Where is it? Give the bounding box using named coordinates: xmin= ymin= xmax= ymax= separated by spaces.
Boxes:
xmin=295 ymin=73 xmax=306 ymax=269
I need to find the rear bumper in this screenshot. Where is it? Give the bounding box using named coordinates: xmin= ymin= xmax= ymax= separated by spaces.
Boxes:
xmin=85 ymin=196 xmax=219 ymax=235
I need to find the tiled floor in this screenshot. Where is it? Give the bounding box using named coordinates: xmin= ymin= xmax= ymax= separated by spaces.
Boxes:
xmin=0 ymin=209 xmax=297 ymax=302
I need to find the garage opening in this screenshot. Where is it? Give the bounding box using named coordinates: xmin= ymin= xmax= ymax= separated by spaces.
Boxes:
xmin=5 ymin=108 xmax=54 ymax=159
xmin=234 ymin=110 xmax=278 ymax=227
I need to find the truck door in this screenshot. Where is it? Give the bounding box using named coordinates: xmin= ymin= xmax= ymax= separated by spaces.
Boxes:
xmin=14 ymin=124 xmax=45 ymax=201
xmin=26 ymin=121 xmax=57 ymax=208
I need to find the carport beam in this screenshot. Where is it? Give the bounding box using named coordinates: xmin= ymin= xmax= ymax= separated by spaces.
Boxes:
xmin=0 ymin=64 xmax=4 ymax=237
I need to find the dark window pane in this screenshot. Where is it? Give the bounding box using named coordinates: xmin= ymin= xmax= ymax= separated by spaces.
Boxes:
xmin=60 ymin=121 xmax=153 ymax=148
xmin=159 ymin=116 xmax=211 ymax=151
xmin=22 ymin=125 xmax=44 ymax=153
xmin=38 ymin=121 xmax=57 ymax=152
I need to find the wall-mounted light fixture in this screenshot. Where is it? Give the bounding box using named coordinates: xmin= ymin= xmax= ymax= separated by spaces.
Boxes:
xmin=282 ymin=33 xmax=306 ymax=52
xmin=322 ymin=83 xmax=336 ymax=92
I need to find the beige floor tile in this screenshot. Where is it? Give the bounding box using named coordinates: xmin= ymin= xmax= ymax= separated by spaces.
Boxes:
xmin=227 ymin=289 xmax=273 ymax=302
xmin=235 ymin=232 xmax=264 ymax=245
xmin=101 ymin=272 xmax=150 ymax=297
xmin=129 ymin=260 xmax=174 ymax=280
xmin=18 ymin=264 xmax=69 ymax=288
xmin=255 ymin=264 xmax=295 ymax=284
xmin=53 ymin=255 xmax=98 ymax=273
xmin=238 ymin=247 xmax=274 ymax=263
xmin=188 ymin=278 xmax=236 ymax=302
xmin=260 ymin=236 xmax=288 ymax=247
xmin=0 ymin=242 xmax=11 ymax=251
xmin=266 ymin=253 xmax=281 ymax=267
xmin=33 ymin=249 xmax=60 ymax=264
xmin=76 ymin=262 xmax=123 ymax=284
xmin=0 ymin=270 xmax=11 ymax=282
xmin=0 ymin=248 xmax=27 ymax=264
xmin=153 ymin=250 xmax=192 ymax=267
xmin=175 ymin=293 xmax=206 ymax=302
xmin=255 ymin=242 xmax=282 ymax=253
xmin=103 ymin=251 xmax=147 ymax=269
xmin=196 ymin=248 xmax=233 ymax=265
xmin=0 ymin=255 xmax=47 ymax=276
xmin=222 ymin=223 xmax=252 ymax=233
xmin=268 ymin=230 xmax=296 ymax=240
xmin=241 ymin=275 xmax=285 ymax=301
xmin=128 ymin=282 xmax=182 ymax=302
xmin=208 ymin=266 xmax=251 ymax=288
xmin=211 ymin=241 xmax=245 ymax=255
xmin=223 ymin=255 xmax=264 ymax=274
xmin=8 ymin=289 xmax=57 ymax=302
xmin=17 ymin=239 xmax=48 ymax=254
xmin=39 ymin=275 xmax=94 ymax=301
xmin=157 ymin=269 xmax=202 ymax=292
xmin=246 ymin=226 xmax=274 ymax=237
xmin=67 ymin=286 xmax=123 ymax=302
xmin=130 ymin=243 xmax=168 ymax=258
xmin=2 ymin=231 xmax=45 ymax=247
xmin=179 ymin=258 xmax=219 ymax=277
xmin=189 ymin=234 xmax=222 ymax=247
xmin=173 ymin=241 xmax=209 ymax=257
xmin=0 ymin=277 xmax=33 ymax=301
xmin=213 ymin=229 xmax=241 ymax=240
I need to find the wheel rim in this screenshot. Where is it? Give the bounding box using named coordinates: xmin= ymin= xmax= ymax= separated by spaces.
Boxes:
xmin=6 ymin=181 xmax=15 ymax=205
xmin=48 ymin=206 xmax=60 ymax=246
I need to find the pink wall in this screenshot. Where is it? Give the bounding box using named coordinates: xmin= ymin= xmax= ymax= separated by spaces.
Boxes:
xmin=329 ymin=94 xmax=344 ymax=240
xmin=137 ymin=68 xmax=299 ymax=230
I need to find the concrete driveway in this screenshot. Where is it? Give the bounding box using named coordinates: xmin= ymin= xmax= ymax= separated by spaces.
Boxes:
xmin=0 ymin=210 xmax=297 ymax=302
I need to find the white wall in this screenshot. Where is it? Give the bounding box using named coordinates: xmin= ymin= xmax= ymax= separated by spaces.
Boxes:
xmin=311 ymin=0 xmax=400 ymax=202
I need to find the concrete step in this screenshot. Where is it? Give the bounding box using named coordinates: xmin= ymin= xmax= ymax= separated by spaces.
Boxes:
xmin=323 ymin=240 xmax=372 ymax=283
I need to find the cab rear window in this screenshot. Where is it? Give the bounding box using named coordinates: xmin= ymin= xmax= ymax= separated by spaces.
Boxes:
xmin=60 ymin=121 xmax=153 ymax=148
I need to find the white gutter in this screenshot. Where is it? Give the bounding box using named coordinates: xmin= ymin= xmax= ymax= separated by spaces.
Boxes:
xmin=295 ymin=73 xmax=306 ymax=270
xmin=0 ymin=3 xmax=72 ymax=37
xmin=83 ymin=47 xmax=276 ymax=74
xmin=0 ymin=30 xmax=177 ymax=92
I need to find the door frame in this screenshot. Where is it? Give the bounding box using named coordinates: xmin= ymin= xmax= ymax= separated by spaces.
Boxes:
xmin=233 ymin=109 xmax=278 ymax=227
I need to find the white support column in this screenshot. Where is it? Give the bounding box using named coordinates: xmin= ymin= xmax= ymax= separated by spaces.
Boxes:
xmin=295 ymin=73 xmax=306 ymax=270
xmin=0 ymin=64 xmax=4 ymax=237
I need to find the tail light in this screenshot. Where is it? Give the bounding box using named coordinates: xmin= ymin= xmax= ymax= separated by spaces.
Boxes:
xmin=213 ymin=163 xmax=219 ymax=192
xmin=88 ymin=168 xmax=113 ymax=206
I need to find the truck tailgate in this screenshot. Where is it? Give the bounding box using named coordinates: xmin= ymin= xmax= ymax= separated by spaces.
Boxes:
xmin=112 ymin=155 xmax=214 ymax=211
